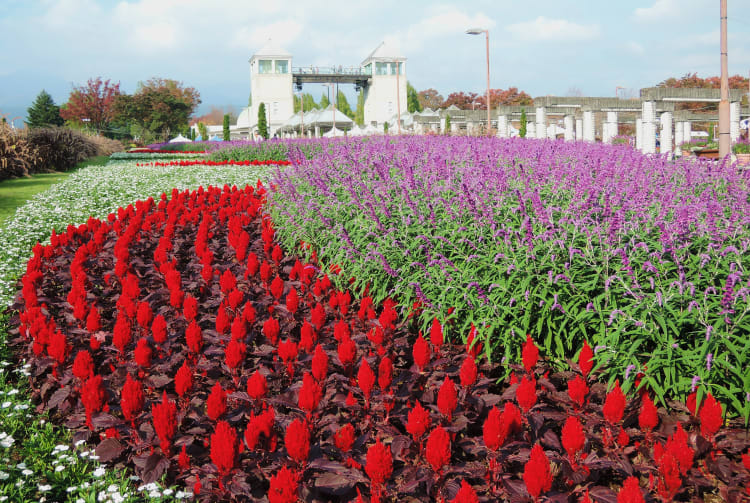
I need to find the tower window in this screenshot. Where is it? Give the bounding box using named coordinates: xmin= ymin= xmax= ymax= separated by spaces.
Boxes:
xmin=275 ymin=60 xmax=289 ymax=74
xmin=258 ymin=60 xmax=273 ymax=74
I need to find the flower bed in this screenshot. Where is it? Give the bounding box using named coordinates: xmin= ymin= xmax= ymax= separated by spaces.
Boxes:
xmin=9 ymin=186 xmax=750 ymax=501
xmin=109 ymin=152 xmax=207 ymax=161
xmin=268 ymin=136 xmax=750 ymax=420
xmin=135 ymin=160 xmax=292 ymax=168
xmin=129 ymin=149 xmax=209 ymax=154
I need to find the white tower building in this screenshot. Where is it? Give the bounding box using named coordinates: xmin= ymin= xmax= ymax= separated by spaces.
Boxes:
xmin=360 ymin=42 xmax=407 ymax=128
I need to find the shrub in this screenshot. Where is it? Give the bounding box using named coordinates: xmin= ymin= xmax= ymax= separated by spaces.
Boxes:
xmin=0 ymin=121 xmax=38 ymax=180
xmin=24 ymin=127 xmax=98 ymax=172
xmin=733 ymin=139 xmax=750 ymax=154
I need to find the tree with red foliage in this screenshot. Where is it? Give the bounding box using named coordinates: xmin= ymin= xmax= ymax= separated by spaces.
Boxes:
xmin=417 ymin=88 xmax=444 ymax=110
xmin=60 ymin=77 xmax=121 ymax=131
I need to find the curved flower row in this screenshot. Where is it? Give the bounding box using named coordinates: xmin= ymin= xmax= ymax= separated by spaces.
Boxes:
xmin=135 ymin=159 xmax=292 ymax=167
xmin=10 ymin=186 xmax=750 ymax=502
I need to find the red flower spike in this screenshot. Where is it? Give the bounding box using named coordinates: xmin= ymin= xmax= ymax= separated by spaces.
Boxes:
xmin=516 ymin=375 xmax=538 ymax=413
xmin=523 ymin=443 xmax=553 ymax=501
xmin=211 ymin=420 xmax=238 ymax=474
xmin=521 ymin=333 xmax=539 ymax=373
xmin=300 ymin=321 xmax=316 ymax=353
xmin=617 ymin=428 xmax=630 ymax=447
xmin=151 ymin=314 xmax=167 ymax=345
xmin=285 ymin=288 xmax=299 ymax=315
xmin=686 ymin=392 xmax=697 ymax=416
xmin=225 ymin=338 xmax=246 ymax=370
xmin=246 ymin=252 xmax=259 ymax=278
xmin=259 ymin=261 xmax=271 ymax=284
xmin=219 ymin=269 xmax=237 ymax=293
xmin=247 ymin=370 xmax=267 ymax=400
xmin=562 ymin=415 xmax=585 ymax=462
xmin=638 ymin=394 xmax=659 ymax=434
xmin=483 ymin=406 xmax=504 ymax=451
xmin=215 ymin=305 xmax=231 ymax=335
xmin=285 ymin=418 xmax=310 ymax=464
xmin=82 ymin=374 xmax=107 ymax=428
xmin=603 ymin=381 xmax=626 ymax=425
xmin=466 ymin=323 xmax=482 ymax=359
xmin=270 ymin=275 xmax=284 ymax=300
xmin=741 ymin=450 xmax=750 ymax=472
xmin=617 ymin=476 xmax=645 ymax=503
xmin=242 ymin=301 xmax=256 ymax=325
xmin=412 ymin=333 xmax=431 ymax=371
xmin=425 ymin=426 xmax=451 ymax=473
xmin=378 ymin=356 xmax=393 ymax=391
xmin=178 ymin=445 xmax=190 ymax=471
xmin=365 ymin=438 xmax=393 ymax=488
xmin=263 ymin=316 xmax=280 ymax=345
xmin=120 ymin=373 xmax=144 ymax=425
xmin=182 ymin=295 xmax=198 ymax=321
xmin=206 ymin=382 xmax=227 ymax=421
xmin=298 ymin=372 xmax=323 ymax=413
xmin=311 ymin=303 xmax=326 ymax=331
xmin=112 ymin=313 xmax=132 ymax=355
xmin=699 ymin=392 xmax=723 ymax=439
xmin=337 ymin=335 xmax=357 ymax=368
xmin=278 ymin=339 xmax=298 ymax=376
xmin=451 ymin=480 xmax=479 ymax=503
xmin=655 ymin=450 xmax=681 ymax=500
xmin=437 ymin=377 xmax=458 ymax=420
xmin=579 ymin=340 xmax=594 ymax=377
xmin=72 ymin=350 xmax=94 ymax=381
xmin=345 ymin=391 xmax=356 ymax=407
xmin=430 ymin=317 xmax=443 ymax=352
xmin=357 ymin=357 xmax=376 ymax=402
xmin=333 ymin=319 xmax=350 ymax=342
xmin=311 ymin=345 xmax=329 ymax=382
xmin=334 ymin=424 xmax=356 ymax=453
xmin=268 ymin=465 xmax=300 ymax=503
xmin=663 ymin=424 xmax=693 ymax=476
xmin=152 ymin=391 xmax=177 ymax=455
xmin=406 ymin=401 xmax=431 ymax=443
xmin=567 ymin=375 xmax=589 ymax=409
xmin=185 ymin=320 xmax=203 ymax=354
xmin=227 ymin=289 xmax=244 ymax=310
xmin=459 ymin=355 xmax=477 ymax=388
xmin=86 ymin=306 xmax=101 ymax=333
xmin=134 ymin=338 xmax=152 ymax=368
xmin=272 ymin=244 xmax=283 ymax=264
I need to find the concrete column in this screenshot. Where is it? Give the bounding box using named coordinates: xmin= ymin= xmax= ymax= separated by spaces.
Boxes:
xmin=575 ymin=118 xmax=583 ymax=141
xmin=535 ymin=107 xmax=546 ymax=139
xmin=315 ymin=125 xmax=320 ymax=137
xmin=564 ymin=115 xmax=574 ymax=141
xmin=583 ymin=111 xmax=594 ymax=142
xmin=674 ymin=121 xmax=684 ymax=153
xmin=497 ymin=115 xmax=508 ymax=138
xmin=683 ymin=122 xmax=692 ymax=144
xmin=603 ymin=111 xmax=618 ymax=144
xmin=730 ymin=102 xmax=740 ymax=143
xmin=547 ymin=125 xmax=556 ymax=139
xmin=636 ymin=119 xmax=643 ymax=151
xmin=527 ymin=122 xmax=536 ymax=139
xmin=641 ymin=101 xmax=656 ymax=154
xmin=660 ymin=112 xmax=673 ymax=156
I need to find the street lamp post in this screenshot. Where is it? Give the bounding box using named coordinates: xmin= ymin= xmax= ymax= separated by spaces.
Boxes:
xmin=324 ymin=83 xmax=337 ymax=136
xmin=718 ymin=0 xmax=730 ymax=159
xmin=466 ymin=28 xmax=491 ymax=136
xmin=297 ymin=91 xmax=304 ymax=137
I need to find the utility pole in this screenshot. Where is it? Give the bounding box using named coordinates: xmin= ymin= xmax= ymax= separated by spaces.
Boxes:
xmin=718 ymin=0 xmax=730 ymax=158
xmin=396 ymin=61 xmax=402 ymax=134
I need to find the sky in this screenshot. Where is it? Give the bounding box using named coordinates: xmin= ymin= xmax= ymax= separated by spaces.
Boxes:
xmin=1 ymin=0 xmax=749 ymax=127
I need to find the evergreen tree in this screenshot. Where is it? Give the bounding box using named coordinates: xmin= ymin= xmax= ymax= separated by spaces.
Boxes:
xmin=27 ymin=90 xmax=64 ymax=128
xmin=198 ymin=122 xmax=208 ymax=140
xmin=444 ymin=114 xmax=451 ymax=135
xmin=190 ymin=128 xmax=196 ymax=141
xmin=406 ymin=82 xmax=422 ymax=113
xmin=336 ymin=90 xmax=355 ymax=120
xmin=519 ymin=109 xmax=527 ymax=138
xmin=320 ymin=93 xmax=330 ymax=109
xmin=223 ymin=114 xmax=230 ymax=141
xmin=302 ymin=93 xmax=318 ymax=111
xmin=257 ymin=102 xmax=269 ymax=139
xmin=355 ymin=90 xmax=365 ymax=127
xmin=384 ymin=121 xmax=389 ymax=134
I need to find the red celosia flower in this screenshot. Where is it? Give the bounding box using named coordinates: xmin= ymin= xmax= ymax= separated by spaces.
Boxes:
xmin=175 ymin=361 xmax=193 ymax=398
xmin=516 ymin=375 xmax=538 ymax=413
xmin=451 ymin=480 xmax=479 ymax=503
xmin=247 ymin=370 xmax=267 ymax=400
xmin=186 ymin=320 xmax=203 ymax=354
xmin=365 ymin=438 xmax=393 ymax=488
xmin=263 ymin=316 xmax=280 ymax=345
xmin=246 ymin=252 xmax=259 ymax=278
xmin=268 ymin=465 xmax=300 ymax=503
xmin=368 ymin=326 xmax=385 ymax=348
xmin=298 ymin=372 xmax=323 ymax=413
xmin=151 ymin=314 xmax=167 ymax=344
xmin=521 ymin=333 xmax=539 ymax=373
xmin=466 ymin=323 xmax=482 ymax=359
xmin=120 ymin=373 xmax=143 ymax=425
xmin=260 ymin=261 xmax=271 ymax=284
xmin=285 ymin=418 xmax=310 ymax=464
xmin=337 ymin=335 xmax=357 ymax=368
xmin=86 ymin=306 xmax=101 ymax=333
xmin=580 ymin=489 xmax=592 ymax=503
xmin=112 ymin=312 xmax=132 ymax=354
xmin=47 ymin=330 xmax=68 ymax=366
xmin=242 ymin=301 xmax=256 ymax=325
xmin=412 ymin=333 xmax=431 ymax=371
xmin=686 ymin=391 xmax=697 ymax=416
xmin=699 ymin=392 xmax=723 ymax=439
xmin=311 ymin=302 xmax=326 ymax=331
xmin=561 ymin=415 xmax=585 ymax=462
xmin=311 ymin=344 xmax=328 ymax=382
xmin=655 ymin=449 xmax=682 ymax=499
xmin=286 ymin=288 xmax=299 ymax=315
xmin=425 ymin=426 xmax=451 ymax=473
xmin=437 ymin=377 xmax=458 ymax=420
xmin=211 ymin=420 xmax=238 ymax=474
xmin=659 ymin=424 xmax=693 ymax=476
xmin=272 ymin=244 xmax=283 ymax=264
xmin=617 ymin=476 xmax=644 ymax=503
xmin=333 ymin=319 xmax=350 ymax=342
xmin=406 ymin=401 xmax=431 ymax=443
xmin=220 ymin=269 xmax=237 ymax=293
xmin=567 ymin=375 xmax=589 ymax=409
xmin=523 ymin=444 xmax=552 ymax=501
xmin=337 ymin=290 xmax=351 ymax=315
xmin=72 ymin=350 xmax=94 ymax=381
xmin=228 ymin=289 xmax=244 ymax=310
xmin=152 ymin=391 xmax=177 ymax=455
xmin=460 ymin=355 xmax=477 ymax=388
xmin=502 ymin=401 xmax=522 ymax=434
xmin=741 ymin=449 xmax=750 ymax=472
xmin=334 ymin=424 xmax=356 ymax=453
xmin=245 ymin=406 xmax=276 ymax=449
xmin=178 ymin=445 xmax=190 ymax=471
xmin=225 ymin=339 xmax=246 ymax=370
xmin=182 ymin=295 xmax=198 ymax=321
xmin=483 ymin=405 xmax=504 ymax=451
xmin=617 ymin=428 xmax=630 ymax=447
xmin=216 ymin=305 xmax=230 ymax=335
xmin=270 ymin=275 xmax=284 ymax=300
xmin=206 ymin=382 xmax=227 ymax=421
xmin=134 ymin=338 xmax=152 ymax=368
xmin=378 ymin=356 xmax=393 ymax=391
xmin=638 ymin=394 xmax=659 ymax=434
xmin=430 ymin=317 xmax=443 ymax=352
xmin=603 ymin=381 xmax=626 ymax=425
xmin=136 ymin=302 xmax=153 ymax=328
xmin=578 ymin=340 xmax=594 ymax=377
xmin=345 ymin=391 xmax=356 ymax=407
xmin=357 ymin=357 xmax=376 ymax=402
xmin=278 ymin=339 xmax=298 ymax=376
xmin=82 ymin=374 xmax=107 ymax=428
xmin=300 ymin=321 xmax=316 ymax=353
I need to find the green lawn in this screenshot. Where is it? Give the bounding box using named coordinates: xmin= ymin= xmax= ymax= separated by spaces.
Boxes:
xmin=0 ymin=155 xmax=109 ymax=225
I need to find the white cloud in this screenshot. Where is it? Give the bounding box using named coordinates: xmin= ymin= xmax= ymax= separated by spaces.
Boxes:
xmin=230 ymin=20 xmax=305 ymax=52
xmin=625 ymin=41 xmax=645 ymax=55
xmin=505 ymin=17 xmax=600 ymax=42
xmin=132 ymin=22 xmax=179 ymax=50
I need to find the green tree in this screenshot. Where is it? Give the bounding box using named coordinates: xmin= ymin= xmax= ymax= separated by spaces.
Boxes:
xmin=198 ymin=122 xmax=208 ymax=140
xmin=444 ymin=114 xmax=451 ymax=134
xmin=407 ymin=82 xmax=422 ymax=113
xmin=384 ymin=121 xmax=389 ymax=134
xmin=355 ymin=90 xmax=365 ymax=127
xmin=223 ymin=114 xmax=230 ymax=141
xmin=320 ymin=93 xmax=330 ymax=109
xmin=336 ymin=90 xmax=355 ymax=120
xmin=26 ymin=90 xmax=64 ymax=129
xmin=519 ymin=108 xmax=527 ymax=138
xmin=257 ymin=103 xmax=268 ymax=139
xmin=190 ymin=128 xmax=196 ymax=141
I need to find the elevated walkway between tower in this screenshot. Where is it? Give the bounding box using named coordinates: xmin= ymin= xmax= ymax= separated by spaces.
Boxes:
xmin=292 ymin=66 xmax=371 ymax=90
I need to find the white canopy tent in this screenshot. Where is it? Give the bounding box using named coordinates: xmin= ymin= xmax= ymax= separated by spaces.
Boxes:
xmin=169 ymin=134 xmax=191 ymax=143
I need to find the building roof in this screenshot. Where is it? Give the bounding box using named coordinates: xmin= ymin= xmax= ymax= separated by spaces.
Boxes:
xmin=251 ymin=39 xmax=292 ymax=61
xmin=361 ymin=41 xmax=406 ymax=65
